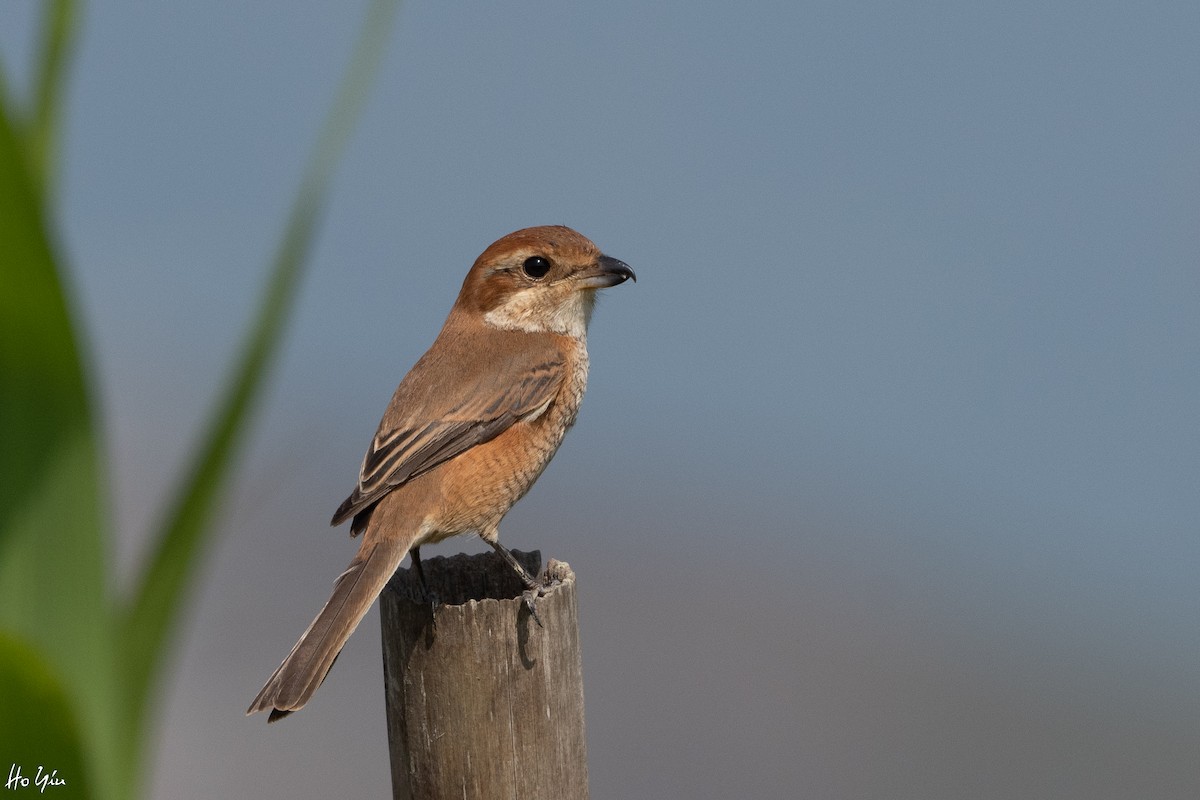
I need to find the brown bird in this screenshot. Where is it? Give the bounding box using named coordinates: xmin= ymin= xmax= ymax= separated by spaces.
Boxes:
xmin=247 ymin=225 xmax=634 ymax=721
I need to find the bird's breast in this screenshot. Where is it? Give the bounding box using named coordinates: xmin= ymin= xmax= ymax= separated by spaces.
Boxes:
xmin=421 ymin=336 xmax=589 ymax=537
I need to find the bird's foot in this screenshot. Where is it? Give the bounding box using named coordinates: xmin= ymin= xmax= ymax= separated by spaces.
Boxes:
xmin=521 ymin=583 xmax=548 ymax=628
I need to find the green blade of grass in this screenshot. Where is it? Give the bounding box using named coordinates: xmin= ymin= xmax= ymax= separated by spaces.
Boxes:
xmin=0 ymin=56 xmax=94 ymax=557
xmin=119 ymin=0 xmax=401 ymax=750
xmin=0 ymin=72 xmax=119 ymax=800
xmin=0 ymin=0 xmax=91 ymax=593
xmin=27 ymin=0 xmax=81 ymax=195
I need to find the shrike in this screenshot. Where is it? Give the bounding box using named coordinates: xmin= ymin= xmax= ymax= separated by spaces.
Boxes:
xmin=248 ymin=226 xmax=634 ymax=721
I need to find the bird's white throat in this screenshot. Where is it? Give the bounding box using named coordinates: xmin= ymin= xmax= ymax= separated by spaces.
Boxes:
xmin=483 ymin=287 xmax=595 ymax=338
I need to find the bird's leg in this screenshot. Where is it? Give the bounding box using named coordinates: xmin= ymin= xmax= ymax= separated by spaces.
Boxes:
xmin=487 ymin=539 xmax=541 ymax=588
xmin=409 ymin=546 xmax=440 ymax=615
xmin=485 ymin=538 xmax=546 ymax=628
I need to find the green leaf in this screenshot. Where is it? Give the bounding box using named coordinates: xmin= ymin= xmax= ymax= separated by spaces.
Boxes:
xmin=27 ymin=0 xmax=81 ymax=195
xmin=0 ymin=633 xmax=94 ymax=800
xmin=118 ymin=0 xmax=402 ymax=744
xmin=3 ymin=3 xmax=401 ymax=795
xmin=0 ymin=50 xmax=96 ymax=577
xmin=0 ymin=70 xmax=120 ymax=800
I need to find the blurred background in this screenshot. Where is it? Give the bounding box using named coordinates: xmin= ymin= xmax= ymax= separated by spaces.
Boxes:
xmin=4 ymin=1 xmax=1199 ymax=797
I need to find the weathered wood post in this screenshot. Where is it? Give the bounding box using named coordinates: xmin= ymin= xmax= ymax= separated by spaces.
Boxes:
xmin=379 ymin=550 xmax=588 ymax=800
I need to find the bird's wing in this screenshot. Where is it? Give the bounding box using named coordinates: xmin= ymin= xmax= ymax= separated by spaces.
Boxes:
xmin=331 ymin=331 xmax=565 ymax=527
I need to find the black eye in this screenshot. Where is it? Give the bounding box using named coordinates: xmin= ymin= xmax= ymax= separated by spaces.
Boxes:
xmin=522 ymin=256 xmax=551 ymax=279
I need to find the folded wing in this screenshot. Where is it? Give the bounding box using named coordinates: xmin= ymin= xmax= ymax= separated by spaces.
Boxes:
xmin=331 ymin=330 xmax=565 ymax=528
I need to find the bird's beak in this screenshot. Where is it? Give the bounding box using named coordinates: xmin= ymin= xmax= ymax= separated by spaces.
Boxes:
xmin=576 ymin=255 xmax=637 ymax=289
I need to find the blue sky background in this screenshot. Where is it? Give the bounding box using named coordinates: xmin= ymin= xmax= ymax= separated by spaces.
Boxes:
xmin=4 ymin=1 xmax=1199 ymax=797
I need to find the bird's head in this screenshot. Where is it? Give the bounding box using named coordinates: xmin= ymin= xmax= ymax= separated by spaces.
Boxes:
xmin=454 ymin=225 xmax=635 ymax=338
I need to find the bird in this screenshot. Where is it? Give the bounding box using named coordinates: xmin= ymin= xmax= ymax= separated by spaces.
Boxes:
xmin=247 ymin=225 xmax=635 ymax=721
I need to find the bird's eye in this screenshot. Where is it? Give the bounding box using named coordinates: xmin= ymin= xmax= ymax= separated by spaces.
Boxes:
xmin=522 ymin=256 xmax=551 ymax=279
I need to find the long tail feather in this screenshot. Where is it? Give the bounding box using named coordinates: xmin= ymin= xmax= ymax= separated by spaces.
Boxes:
xmin=247 ymin=536 xmax=409 ymax=720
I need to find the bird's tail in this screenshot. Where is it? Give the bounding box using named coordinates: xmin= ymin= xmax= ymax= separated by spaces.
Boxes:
xmin=247 ymin=536 xmax=410 ymax=721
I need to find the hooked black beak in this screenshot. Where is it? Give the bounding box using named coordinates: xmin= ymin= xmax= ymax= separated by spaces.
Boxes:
xmin=578 ymin=254 xmax=636 ymax=289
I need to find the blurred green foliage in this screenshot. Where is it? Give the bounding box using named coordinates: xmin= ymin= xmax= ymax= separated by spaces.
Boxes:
xmin=0 ymin=2 xmax=398 ymax=797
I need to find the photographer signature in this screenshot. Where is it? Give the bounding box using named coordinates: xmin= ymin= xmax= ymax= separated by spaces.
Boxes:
xmin=4 ymin=765 xmax=66 ymax=794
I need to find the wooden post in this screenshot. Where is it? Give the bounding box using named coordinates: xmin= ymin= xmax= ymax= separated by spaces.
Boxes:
xmin=379 ymin=550 xmax=588 ymax=800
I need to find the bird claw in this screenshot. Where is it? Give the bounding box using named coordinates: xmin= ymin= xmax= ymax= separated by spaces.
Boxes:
xmin=521 ymin=584 xmax=547 ymax=628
